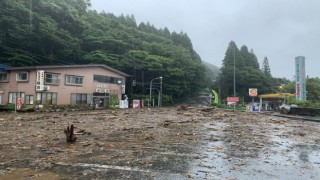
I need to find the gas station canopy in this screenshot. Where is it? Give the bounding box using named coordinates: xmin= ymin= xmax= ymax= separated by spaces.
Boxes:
xmin=258 ymin=93 xmax=295 ymax=99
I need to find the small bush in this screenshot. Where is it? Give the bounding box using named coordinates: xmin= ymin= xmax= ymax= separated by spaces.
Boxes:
xmin=21 ymin=105 xmax=35 ymax=112
xmin=0 ymin=104 xmax=15 ymax=112
xmin=287 ymin=98 xmax=320 ymax=108
xmin=107 ymin=95 xmax=119 ymax=108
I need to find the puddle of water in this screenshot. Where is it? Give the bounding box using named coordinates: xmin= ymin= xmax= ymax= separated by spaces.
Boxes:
xmin=189 ymin=114 xmax=320 ymax=179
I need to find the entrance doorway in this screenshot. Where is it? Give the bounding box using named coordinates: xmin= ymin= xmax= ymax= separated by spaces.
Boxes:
xmin=93 ymin=93 xmax=110 ymax=108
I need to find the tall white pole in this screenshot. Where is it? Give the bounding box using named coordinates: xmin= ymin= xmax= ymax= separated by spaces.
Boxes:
xmin=160 ymin=77 xmax=163 ymax=107
xmin=149 ymin=79 xmax=153 ymax=107
xmin=233 ymin=47 xmax=236 ymax=111
xmin=233 ymin=47 xmax=236 ymax=97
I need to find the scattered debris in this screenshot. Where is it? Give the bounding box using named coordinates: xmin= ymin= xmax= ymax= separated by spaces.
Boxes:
xmin=64 ymin=125 xmax=77 ymax=143
xmin=0 ymin=107 xmax=320 ymax=179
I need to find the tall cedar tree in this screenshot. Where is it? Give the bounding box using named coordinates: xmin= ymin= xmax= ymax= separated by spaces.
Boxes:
xmin=219 ymin=41 xmax=274 ymax=102
xmin=262 ymin=56 xmax=272 ymax=77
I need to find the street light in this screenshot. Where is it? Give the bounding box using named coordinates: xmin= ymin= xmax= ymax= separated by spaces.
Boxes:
xmin=149 ymin=76 xmax=162 ymax=107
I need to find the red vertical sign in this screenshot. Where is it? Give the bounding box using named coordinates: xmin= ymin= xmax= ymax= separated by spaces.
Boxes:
xmin=16 ymin=97 xmax=23 ymax=111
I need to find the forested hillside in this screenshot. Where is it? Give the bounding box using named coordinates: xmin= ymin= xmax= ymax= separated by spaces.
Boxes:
xmin=0 ymin=0 xmax=218 ymax=104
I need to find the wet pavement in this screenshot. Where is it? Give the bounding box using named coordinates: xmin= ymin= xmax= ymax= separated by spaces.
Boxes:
xmin=0 ymin=107 xmax=320 ymax=179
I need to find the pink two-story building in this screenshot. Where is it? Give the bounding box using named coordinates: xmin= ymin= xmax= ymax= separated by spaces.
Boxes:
xmin=0 ymin=64 xmax=129 ymax=108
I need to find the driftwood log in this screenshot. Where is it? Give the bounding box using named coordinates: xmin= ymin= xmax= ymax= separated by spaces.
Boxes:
xmin=64 ymin=125 xmax=77 ymax=143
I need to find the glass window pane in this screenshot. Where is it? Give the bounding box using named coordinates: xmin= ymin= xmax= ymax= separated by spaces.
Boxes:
xmin=81 ymin=94 xmax=86 ymax=104
xmin=9 ymin=93 xmax=13 ymax=103
xmin=36 ymin=93 xmax=41 ymax=100
xmin=36 ymin=93 xmax=41 ymax=104
xmin=47 ymin=93 xmax=52 ymax=105
xmin=87 ymin=94 xmax=92 ymax=104
xmin=22 ymin=73 xmax=27 ymax=80
xmin=30 ymin=96 xmax=34 ymax=105
xmin=52 ymin=93 xmax=57 ymax=104
xmin=45 ymin=74 xmax=52 ymax=83
xmin=76 ymin=94 xmax=80 ymax=104
xmin=0 ymin=73 xmax=7 ymax=81
xmin=66 ymin=75 xmax=83 ymax=85
xmin=25 ymin=96 xmax=30 ymax=104
xmin=41 ymin=93 xmax=46 ymax=104
xmin=12 ymin=93 xmax=16 ymax=103
xmin=17 ymin=72 xmax=28 ymax=81
xmin=47 ymin=93 xmax=52 ymax=100
xmin=53 ymin=74 xmax=59 ymax=84
xmin=71 ymin=94 xmax=76 ymax=104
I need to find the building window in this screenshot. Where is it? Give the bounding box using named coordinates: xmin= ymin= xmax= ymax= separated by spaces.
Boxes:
xmin=94 ymin=75 xmax=123 ymax=84
xmin=71 ymin=93 xmax=92 ymax=105
xmin=16 ymin=72 xmax=28 ymax=81
xmin=36 ymin=92 xmax=57 ymax=105
xmin=9 ymin=92 xmax=25 ymax=104
xmin=0 ymin=73 xmax=8 ymax=81
xmin=45 ymin=73 xmax=60 ymax=84
xmin=66 ymin=75 xmax=83 ymax=85
xmin=25 ymin=95 xmax=34 ymax=105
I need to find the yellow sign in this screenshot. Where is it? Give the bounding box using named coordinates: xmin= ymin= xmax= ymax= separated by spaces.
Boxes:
xmin=249 ymin=88 xmax=258 ymax=97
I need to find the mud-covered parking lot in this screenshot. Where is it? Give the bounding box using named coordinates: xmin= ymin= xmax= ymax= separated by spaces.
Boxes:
xmin=1 ymin=107 xmax=320 ymax=180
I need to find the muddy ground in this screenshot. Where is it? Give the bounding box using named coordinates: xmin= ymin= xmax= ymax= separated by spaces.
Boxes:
xmin=0 ymin=107 xmax=320 ymax=180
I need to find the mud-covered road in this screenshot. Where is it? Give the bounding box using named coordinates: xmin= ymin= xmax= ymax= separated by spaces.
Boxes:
xmin=0 ymin=107 xmax=320 ymax=180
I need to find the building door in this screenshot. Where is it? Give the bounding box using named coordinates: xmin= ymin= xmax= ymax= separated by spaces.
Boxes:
xmin=97 ymin=98 xmax=104 ymax=107
xmin=93 ymin=96 xmax=109 ymax=108
xmin=93 ymin=93 xmax=110 ymax=108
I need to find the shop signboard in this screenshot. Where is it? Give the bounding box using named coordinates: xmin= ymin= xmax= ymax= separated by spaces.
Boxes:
xmin=227 ymin=97 xmax=239 ymax=102
xmin=249 ymin=88 xmax=258 ymax=97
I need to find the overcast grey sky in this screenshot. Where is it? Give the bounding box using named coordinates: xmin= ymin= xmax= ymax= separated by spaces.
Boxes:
xmin=90 ymin=0 xmax=319 ymax=79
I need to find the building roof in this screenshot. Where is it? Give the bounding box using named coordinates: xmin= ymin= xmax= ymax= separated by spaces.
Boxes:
xmin=0 ymin=64 xmax=11 ymax=72
xmin=6 ymin=64 xmax=129 ymax=77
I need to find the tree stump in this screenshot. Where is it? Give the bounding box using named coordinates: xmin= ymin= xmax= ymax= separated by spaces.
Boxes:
xmin=64 ymin=125 xmax=77 ymax=143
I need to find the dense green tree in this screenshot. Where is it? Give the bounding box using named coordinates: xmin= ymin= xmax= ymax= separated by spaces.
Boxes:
xmin=273 ymin=77 xmax=292 ymax=93
xmin=248 ymin=49 xmax=260 ymax=69
xmin=218 ymin=41 xmax=274 ymax=102
xmin=218 ymin=41 xmax=240 ymax=98
xmin=261 ymin=56 xmax=272 ymax=77
xmin=280 ymin=81 xmax=295 ymax=93
xmin=306 ymin=78 xmax=320 ymax=102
